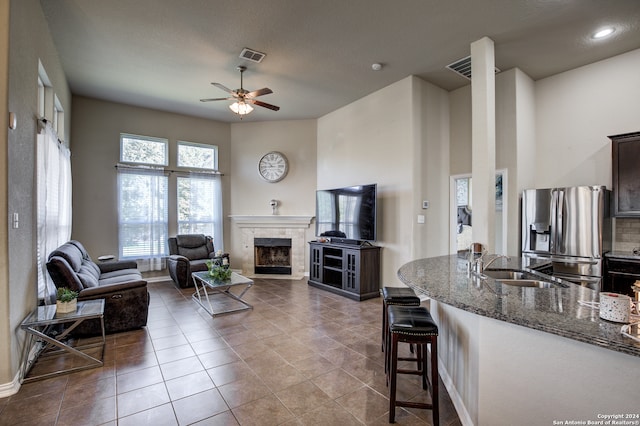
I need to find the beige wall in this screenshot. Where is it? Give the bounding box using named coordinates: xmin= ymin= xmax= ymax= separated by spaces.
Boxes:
xmin=71 ymin=96 xmax=232 ymax=260
xmin=228 ymin=119 xmax=317 ymax=264
xmin=2 ymin=0 xmax=72 ymax=392
xmin=450 ymin=69 xmax=532 ymax=256
xmin=411 ymin=77 xmax=451 ymax=259
xmin=318 ymin=76 xmax=450 ymax=286
xmin=450 ymin=49 xmax=640 ymax=257
xmin=0 ymin=0 xmax=10 ymax=391
xmin=535 ymin=48 xmax=640 ymax=189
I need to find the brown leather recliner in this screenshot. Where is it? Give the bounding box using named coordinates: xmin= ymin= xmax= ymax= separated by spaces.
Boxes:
xmin=46 ymin=240 xmax=150 ymax=335
xmin=167 ymin=234 xmax=230 ymax=288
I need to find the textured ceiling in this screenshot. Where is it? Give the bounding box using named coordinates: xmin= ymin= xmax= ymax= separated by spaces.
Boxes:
xmin=40 ymin=0 xmax=640 ymax=123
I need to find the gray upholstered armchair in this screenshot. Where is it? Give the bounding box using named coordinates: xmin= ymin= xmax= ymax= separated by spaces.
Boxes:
xmin=167 ymin=234 xmax=229 ymax=288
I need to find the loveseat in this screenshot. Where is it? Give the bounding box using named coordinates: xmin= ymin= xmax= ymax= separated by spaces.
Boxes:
xmin=167 ymin=234 xmax=229 ymax=288
xmin=46 ymin=240 xmax=149 ymax=335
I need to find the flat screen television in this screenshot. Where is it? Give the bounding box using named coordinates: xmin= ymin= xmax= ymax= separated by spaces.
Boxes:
xmin=315 ymin=184 xmax=377 ymax=243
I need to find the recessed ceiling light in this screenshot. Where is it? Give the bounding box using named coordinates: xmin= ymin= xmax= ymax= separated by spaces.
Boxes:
xmin=592 ymin=27 xmax=615 ymax=39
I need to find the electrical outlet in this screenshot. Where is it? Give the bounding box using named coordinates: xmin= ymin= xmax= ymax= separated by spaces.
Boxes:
xmin=417 ymin=214 xmax=425 ymax=224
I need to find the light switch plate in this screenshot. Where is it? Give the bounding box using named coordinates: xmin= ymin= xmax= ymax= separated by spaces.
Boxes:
xmin=417 ymin=214 xmax=425 ymax=224
xmin=422 ymin=200 xmax=429 ymax=209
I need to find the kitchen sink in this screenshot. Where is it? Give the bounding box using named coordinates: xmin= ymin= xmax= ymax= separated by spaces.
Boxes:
xmin=482 ymin=269 xmax=566 ymax=288
xmin=482 ymin=270 xmax=531 ymax=280
xmin=494 ymin=279 xmax=558 ymax=288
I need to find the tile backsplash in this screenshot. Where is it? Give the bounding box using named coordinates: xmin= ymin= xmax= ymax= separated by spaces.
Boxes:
xmin=614 ymin=218 xmax=640 ymax=253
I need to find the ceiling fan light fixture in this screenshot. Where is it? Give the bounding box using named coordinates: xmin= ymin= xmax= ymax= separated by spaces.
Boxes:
xmin=229 ymin=101 xmax=254 ymax=115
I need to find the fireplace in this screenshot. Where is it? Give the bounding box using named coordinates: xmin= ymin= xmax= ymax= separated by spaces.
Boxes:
xmin=230 ymin=215 xmax=314 ymax=279
xmin=254 ymin=238 xmax=292 ymax=275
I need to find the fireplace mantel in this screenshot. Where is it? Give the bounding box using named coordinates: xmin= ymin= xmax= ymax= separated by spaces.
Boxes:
xmin=229 ymin=215 xmax=314 ymax=228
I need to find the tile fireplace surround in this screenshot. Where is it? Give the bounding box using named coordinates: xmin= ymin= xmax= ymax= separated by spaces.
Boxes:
xmin=230 ymin=216 xmax=314 ymax=280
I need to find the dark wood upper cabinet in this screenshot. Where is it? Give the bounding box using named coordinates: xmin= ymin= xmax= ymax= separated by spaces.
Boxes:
xmin=610 ymin=131 xmax=640 ymax=217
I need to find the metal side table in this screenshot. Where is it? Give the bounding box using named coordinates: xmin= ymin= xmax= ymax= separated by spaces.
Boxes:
xmin=19 ymin=299 xmax=106 ymax=383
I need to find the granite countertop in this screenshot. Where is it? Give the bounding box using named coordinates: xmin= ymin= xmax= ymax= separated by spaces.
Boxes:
xmin=397 ymin=254 xmax=640 ymax=358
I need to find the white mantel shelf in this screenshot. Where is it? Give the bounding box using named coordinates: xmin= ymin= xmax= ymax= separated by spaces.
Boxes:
xmin=229 ymin=215 xmax=314 ymax=228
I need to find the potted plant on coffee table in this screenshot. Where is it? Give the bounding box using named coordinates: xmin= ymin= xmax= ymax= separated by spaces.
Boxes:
xmin=56 ymin=287 xmax=79 ymax=314
xmin=206 ymin=260 xmax=232 ymax=283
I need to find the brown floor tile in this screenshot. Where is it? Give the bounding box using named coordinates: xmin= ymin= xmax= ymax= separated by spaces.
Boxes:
xmin=117 ymin=402 xmax=178 ymax=426
xmin=336 ymin=386 xmax=389 ymax=424
xmin=116 ymin=365 xmax=164 ymax=394
xmin=56 ymin=395 xmax=116 ymax=426
xmin=0 ymin=278 xmax=461 ymax=426
xmin=217 ymin=376 xmax=271 ymax=408
xmin=116 ymin=382 xmax=170 ymax=417
xmin=231 ymin=394 xmax=295 ymax=425
xmin=312 ymin=368 xmax=366 ymax=400
xmin=206 ymin=361 xmax=258 ymax=387
xmin=61 ymin=375 xmax=116 ymax=410
xmin=296 ymin=400 xmax=363 ymax=426
xmin=159 ymin=355 xmax=204 ymax=380
xmin=165 ymin=370 xmax=215 ymax=401
xmin=172 ymin=388 xmax=229 ymax=425
xmin=189 ymin=410 xmax=239 ymax=425
xmin=197 ymin=347 xmax=241 ymax=369
xmin=155 ymin=343 xmax=197 ymax=364
xmin=275 ymin=380 xmax=333 ymax=416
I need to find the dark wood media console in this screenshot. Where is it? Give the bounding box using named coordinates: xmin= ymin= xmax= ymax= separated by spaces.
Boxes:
xmin=308 ymin=241 xmax=380 ymax=301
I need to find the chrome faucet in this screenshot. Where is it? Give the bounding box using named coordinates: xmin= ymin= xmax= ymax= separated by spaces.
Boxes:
xmin=475 ymin=254 xmax=511 ymax=274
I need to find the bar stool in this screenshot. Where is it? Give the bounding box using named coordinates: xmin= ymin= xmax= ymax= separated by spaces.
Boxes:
xmin=387 ymin=305 xmax=439 ymax=425
xmin=381 ymin=287 xmax=420 ymax=357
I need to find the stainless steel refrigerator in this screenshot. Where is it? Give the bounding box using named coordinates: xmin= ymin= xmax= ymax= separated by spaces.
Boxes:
xmin=521 ymin=186 xmax=611 ymax=290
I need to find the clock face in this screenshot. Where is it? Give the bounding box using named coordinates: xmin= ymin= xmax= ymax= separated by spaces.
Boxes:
xmin=258 ymin=151 xmax=289 ymax=183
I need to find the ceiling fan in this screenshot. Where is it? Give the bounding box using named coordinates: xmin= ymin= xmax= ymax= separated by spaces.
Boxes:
xmin=200 ymin=65 xmax=280 ymax=116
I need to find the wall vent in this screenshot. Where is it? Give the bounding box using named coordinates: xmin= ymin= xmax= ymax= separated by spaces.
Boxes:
xmin=239 ymin=48 xmax=266 ymax=63
xmin=446 ymin=56 xmax=500 ymax=80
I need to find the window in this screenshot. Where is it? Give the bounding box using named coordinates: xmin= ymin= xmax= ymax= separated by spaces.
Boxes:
xmin=117 ymin=134 xmax=169 ymax=262
xmin=37 ymin=77 xmax=45 ymax=118
xmin=177 ymin=175 xmax=217 ymax=235
xmin=176 ymin=141 xmax=223 ymax=248
xmin=121 ymin=133 xmax=168 ymax=165
xmin=118 ymin=169 xmax=168 ymax=259
xmin=177 ymin=141 xmax=217 ymax=170
xmin=53 ymin=94 xmax=64 ymax=141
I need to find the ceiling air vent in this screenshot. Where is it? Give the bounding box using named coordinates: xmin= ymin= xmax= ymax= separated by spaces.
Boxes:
xmin=239 ymin=48 xmax=266 ymax=63
xmin=446 ymin=56 xmax=500 ymax=80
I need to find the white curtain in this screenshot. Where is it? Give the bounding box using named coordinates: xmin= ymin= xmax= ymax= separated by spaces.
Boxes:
xmin=37 ymin=122 xmax=72 ymax=303
xmin=211 ymin=174 xmax=224 ymax=251
xmin=177 ymin=173 xmax=224 ymax=251
xmin=117 ymin=166 xmax=168 ymax=271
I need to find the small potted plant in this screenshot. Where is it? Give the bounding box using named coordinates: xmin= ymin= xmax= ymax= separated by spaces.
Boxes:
xmin=56 ymin=287 xmax=79 ymax=314
xmin=206 ymin=260 xmax=232 ymax=282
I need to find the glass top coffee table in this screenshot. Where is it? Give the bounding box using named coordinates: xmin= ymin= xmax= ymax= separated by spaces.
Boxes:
xmin=191 ymin=271 xmax=253 ymax=316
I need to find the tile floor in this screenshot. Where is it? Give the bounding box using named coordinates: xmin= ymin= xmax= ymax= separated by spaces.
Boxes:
xmin=0 ymin=277 xmax=462 ymax=425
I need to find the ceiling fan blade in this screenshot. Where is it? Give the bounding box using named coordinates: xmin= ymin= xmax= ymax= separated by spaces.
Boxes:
xmin=212 ymin=83 xmax=234 ymax=94
xmin=245 ymin=87 xmax=273 ymax=98
xmin=200 ymin=97 xmax=234 ymax=102
xmin=249 ymin=99 xmax=280 ymax=111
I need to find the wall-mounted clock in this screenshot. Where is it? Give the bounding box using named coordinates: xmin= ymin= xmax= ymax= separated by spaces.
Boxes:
xmin=258 ymin=151 xmax=289 ymax=183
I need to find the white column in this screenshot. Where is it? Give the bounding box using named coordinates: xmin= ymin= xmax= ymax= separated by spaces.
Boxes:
xmin=471 ymin=37 xmax=496 ymax=252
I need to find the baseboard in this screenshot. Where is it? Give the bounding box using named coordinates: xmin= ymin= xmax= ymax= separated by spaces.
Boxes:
xmin=438 ymin=357 xmax=474 ymax=426
xmin=0 ymin=371 xmax=21 ymax=398
xmin=145 ymin=275 xmax=171 ymax=283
